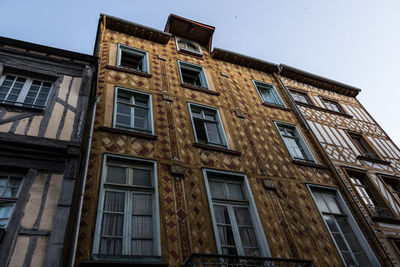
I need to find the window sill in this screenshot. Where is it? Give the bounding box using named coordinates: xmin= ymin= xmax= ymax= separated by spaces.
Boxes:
xmin=82 ymin=256 xmax=167 ymax=266
xmin=97 ymin=126 xmax=157 ymax=140
xmin=262 ymin=103 xmax=290 ymax=111
xmin=0 ymin=101 xmax=45 ymax=112
xmin=295 ymin=101 xmax=353 ymax=118
xmin=357 ymin=155 xmax=391 ymax=165
xmin=194 ymin=142 xmax=241 ymax=156
xmin=371 ymin=215 xmax=400 ymax=224
xmin=181 ymin=83 xmax=220 ymax=95
xmin=178 ymin=49 xmax=203 ymax=58
xmin=292 ymin=159 xmax=328 ymax=169
xmin=106 ymin=65 xmax=152 ymax=78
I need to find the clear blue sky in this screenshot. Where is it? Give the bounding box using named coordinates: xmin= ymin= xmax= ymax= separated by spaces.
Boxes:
xmin=1 ymin=0 xmax=399 ymax=147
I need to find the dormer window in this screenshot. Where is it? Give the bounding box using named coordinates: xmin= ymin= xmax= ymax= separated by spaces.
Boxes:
xmin=175 ymin=37 xmax=202 ymax=56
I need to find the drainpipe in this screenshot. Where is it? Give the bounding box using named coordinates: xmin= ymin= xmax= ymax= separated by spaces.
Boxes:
xmin=69 ymin=93 xmax=99 ymax=267
xmin=275 ymin=66 xmax=394 ymax=267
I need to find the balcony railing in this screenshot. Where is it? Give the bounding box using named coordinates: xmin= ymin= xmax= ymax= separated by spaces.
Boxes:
xmin=367 ymin=204 xmax=394 ymax=218
xmin=183 ymin=254 xmax=313 ymax=267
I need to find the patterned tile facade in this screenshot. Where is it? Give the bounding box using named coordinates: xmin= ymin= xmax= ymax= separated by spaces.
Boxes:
xmin=75 ymin=22 xmax=388 ymax=267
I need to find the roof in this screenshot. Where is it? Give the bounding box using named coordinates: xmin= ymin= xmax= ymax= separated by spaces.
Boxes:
xmin=279 ymin=64 xmax=361 ymax=97
xmin=100 ymin=14 xmax=171 ymax=45
xmin=0 ymin=36 xmax=97 ymax=64
xmin=165 ymin=14 xmax=215 ymax=53
xmin=212 ymin=48 xmax=278 ymax=74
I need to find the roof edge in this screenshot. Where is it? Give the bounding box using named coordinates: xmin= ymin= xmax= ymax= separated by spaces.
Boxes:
xmin=0 ymin=36 xmax=97 ymax=63
xmin=212 ymin=48 xmax=279 ymax=73
xmin=280 ymin=64 xmax=361 ymax=97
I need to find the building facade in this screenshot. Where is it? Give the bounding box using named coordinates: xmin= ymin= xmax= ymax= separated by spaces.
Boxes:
xmin=279 ymin=65 xmax=400 ymax=265
xmin=74 ymin=14 xmax=390 ymax=267
xmin=0 ymin=37 xmax=97 ymax=266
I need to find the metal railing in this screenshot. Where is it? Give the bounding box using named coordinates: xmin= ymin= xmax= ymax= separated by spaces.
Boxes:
xmin=183 ymin=254 xmax=313 ymax=267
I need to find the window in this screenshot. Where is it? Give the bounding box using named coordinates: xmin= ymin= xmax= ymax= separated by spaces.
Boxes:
xmin=346 ymin=170 xmax=392 ymax=218
xmin=289 ymin=89 xmax=312 ymax=104
xmin=309 ymin=186 xmax=380 ymax=267
xmin=0 ymin=174 xmax=23 ymax=228
xmin=176 ymin=37 xmax=202 ymax=55
xmin=383 ymin=176 xmax=400 ymax=201
xmin=275 ymin=122 xmax=315 ymax=162
xmin=253 ymin=80 xmax=285 ymax=107
xmin=93 ymin=155 xmax=160 ymax=257
xmin=204 ymin=170 xmax=270 ymax=257
xmin=114 ymin=87 xmax=153 ymax=133
xmin=178 ymin=61 xmax=209 ymax=89
xmin=117 ymin=44 xmax=149 ymax=74
xmin=189 ymin=103 xmax=228 ymax=147
xmin=0 ymin=74 xmax=52 ymax=108
xmin=349 ymin=133 xmax=380 ymax=160
xmin=322 ymin=98 xmax=345 ymax=113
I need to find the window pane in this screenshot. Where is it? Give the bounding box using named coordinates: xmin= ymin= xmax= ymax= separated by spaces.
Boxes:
xmin=227 ymin=183 xmax=245 ymax=200
xmin=324 ymin=193 xmax=342 ymax=214
xmin=9 ymin=177 xmax=22 ymax=186
xmin=131 ymin=240 xmax=153 ymax=255
xmin=205 ymin=122 xmax=221 ymax=144
xmin=117 ymin=93 xmax=131 ymax=104
xmin=0 ymin=177 xmax=7 ymax=186
xmin=116 ymin=114 xmax=131 ymax=127
xmin=132 ymin=193 xmax=152 ymax=214
xmin=132 ymin=216 xmax=153 ymax=238
xmin=117 ymin=103 xmax=130 ymax=115
xmin=120 ymin=50 xmax=144 ymax=71
xmin=132 ymin=169 xmax=152 ymax=187
xmin=0 ymin=205 xmax=13 ymax=220
xmin=313 ymin=192 xmax=329 ymax=213
xmin=101 ymin=213 xmax=124 ymax=236
xmin=106 ymin=166 xmax=126 ymax=184
xmin=103 ymin=191 xmax=125 ymax=212
xmin=234 ymin=207 xmax=251 ymax=226
xmin=209 ymin=181 xmax=226 ymax=199
xmin=181 ymin=67 xmax=202 ymax=87
xmin=100 ymin=238 xmax=123 ymax=255
xmin=193 ymin=119 xmax=207 ymax=142
xmin=134 ymin=107 xmax=148 ymax=130
xmin=3 ymin=187 xmax=19 ymax=198
xmin=341 ymin=252 xmax=357 ymax=266
xmin=214 ymin=205 xmax=230 ymax=224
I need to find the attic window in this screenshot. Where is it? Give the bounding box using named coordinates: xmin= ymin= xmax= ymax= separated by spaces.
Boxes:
xmin=176 ymin=37 xmax=202 ymax=56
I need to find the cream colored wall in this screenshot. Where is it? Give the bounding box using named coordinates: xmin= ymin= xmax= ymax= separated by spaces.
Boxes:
xmin=9 ymin=172 xmax=63 ymax=267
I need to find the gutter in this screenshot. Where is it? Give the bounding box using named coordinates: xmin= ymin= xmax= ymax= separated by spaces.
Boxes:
xmin=275 ymin=66 xmax=394 ymax=267
xmin=69 ymin=68 xmax=100 ymax=266
xmin=69 ymin=95 xmax=99 ymax=267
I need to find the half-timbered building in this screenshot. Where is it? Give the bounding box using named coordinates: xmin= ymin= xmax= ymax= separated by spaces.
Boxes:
xmin=0 ymin=36 xmax=97 ymax=266
xmin=279 ymin=65 xmax=400 ymax=265
xmin=74 ymin=14 xmax=389 ymax=267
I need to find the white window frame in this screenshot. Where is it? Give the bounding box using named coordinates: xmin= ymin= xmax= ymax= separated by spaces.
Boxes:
xmin=307 ymin=184 xmax=380 ymax=267
xmin=0 ymin=73 xmax=53 ymax=108
xmin=252 ymin=80 xmax=285 ymax=107
xmin=175 ymin=37 xmax=202 ymax=55
xmin=92 ymin=154 xmax=161 ymax=258
xmin=274 ymin=121 xmax=316 ymax=163
xmin=113 ymin=87 xmax=154 ymax=134
xmin=203 ymin=168 xmax=271 ymax=257
xmin=188 ymin=102 xmax=229 ymax=148
xmin=178 ymin=60 xmax=209 ymax=89
xmin=117 ymin=44 xmax=150 ymax=74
